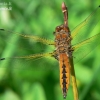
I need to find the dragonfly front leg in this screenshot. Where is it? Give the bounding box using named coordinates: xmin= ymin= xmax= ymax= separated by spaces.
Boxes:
xmin=51 ymin=51 xmax=59 ymax=60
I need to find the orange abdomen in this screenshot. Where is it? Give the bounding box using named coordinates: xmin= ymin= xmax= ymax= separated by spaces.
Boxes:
xmin=59 ymin=53 xmax=70 ymax=98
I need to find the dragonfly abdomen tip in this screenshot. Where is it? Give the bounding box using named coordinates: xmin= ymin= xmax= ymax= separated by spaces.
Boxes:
xmin=63 ymin=94 xmax=66 ymax=99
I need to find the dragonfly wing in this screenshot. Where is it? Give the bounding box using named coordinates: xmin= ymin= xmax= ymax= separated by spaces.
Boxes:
xmin=71 ymin=6 xmax=100 ymax=46
xmin=0 ymin=52 xmax=58 ymax=71
xmin=0 ymin=29 xmax=55 ymax=58
xmin=0 ymin=29 xmax=54 ymax=45
xmin=72 ymin=32 xmax=100 ymax=63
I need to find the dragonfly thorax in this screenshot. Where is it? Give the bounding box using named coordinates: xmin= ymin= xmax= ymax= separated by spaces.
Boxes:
xmin=54 ymin=24 xmax=72 ymax=59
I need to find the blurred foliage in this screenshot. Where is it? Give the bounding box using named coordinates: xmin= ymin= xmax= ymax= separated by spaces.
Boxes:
xmin=0 ymin=0 xmax=100 ymax=100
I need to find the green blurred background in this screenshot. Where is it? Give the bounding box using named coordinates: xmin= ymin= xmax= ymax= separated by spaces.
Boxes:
xmin=0 ymin=0 xmax=100 ymax=100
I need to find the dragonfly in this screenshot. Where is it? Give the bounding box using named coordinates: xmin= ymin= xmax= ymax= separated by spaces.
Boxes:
xmin=0 ymin=2 xmax=100 ymax=100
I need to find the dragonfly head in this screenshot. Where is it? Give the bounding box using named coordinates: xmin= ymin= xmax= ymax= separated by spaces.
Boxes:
xmin=54 ymin=24 xmax=70 ymax=34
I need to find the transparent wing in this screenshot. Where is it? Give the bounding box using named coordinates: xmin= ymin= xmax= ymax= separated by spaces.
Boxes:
xmin=0 ymin=29 xmax=54 ymax=52
xmin=71 ymin=6 xmax=100 ymax=46
xmin=0 ymin=29 xmax=57 ymax=71
xmin=0 ymin=52 xmax=58 ymax=71
xmin=0 ymin=28 xmax=55 ymax=62
xmin=0 ymin=29 xmax=54 ymax=44
xmin=72 ymin=32 xmax=100 ymax=63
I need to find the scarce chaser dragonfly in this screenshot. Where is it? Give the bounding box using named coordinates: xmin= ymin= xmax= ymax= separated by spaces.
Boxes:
xmin=0 ymin=2 xmax=100 ymax=100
